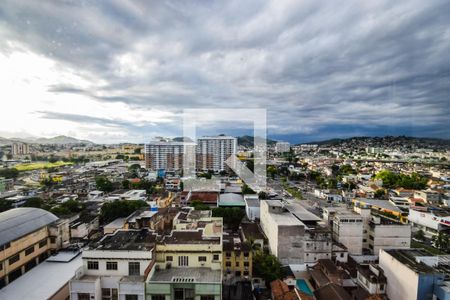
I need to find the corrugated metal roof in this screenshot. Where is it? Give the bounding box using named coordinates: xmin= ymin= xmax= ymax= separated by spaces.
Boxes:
xmin=0 ymin=208 xmax=58 ymax=245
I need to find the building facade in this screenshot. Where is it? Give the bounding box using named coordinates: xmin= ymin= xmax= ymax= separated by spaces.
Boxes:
xmin=69 ymin=229 xmax=156 ymax=300
xmin=0 ymin=208 xmax=59 ymax=288
xmin=332 ymin=213 xmax=364 ymax=255
xmin=368 ymin=216 xmax=411 ymax=255
xmin=275 ymin=142 xmax=290 ymax=153
xmin=196 ymin=136 xmax=237 ymax=172
xmin=379 ymin=249 xmax=446 ymax=300
xmin=260 ymin=200 xmax=332 ymax=266
xmin=144 ymin=139 xmax=195 ymax=171
xmin=144 ymin=208 xmax=223 ymax=300
xmin=223 ymin=234 xmax=252 ymax=282
xmin=11 ymin=143 xmax=30 ymax=156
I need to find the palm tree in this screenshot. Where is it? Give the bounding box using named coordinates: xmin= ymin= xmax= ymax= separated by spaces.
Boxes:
xmin=432 ymin=232 xmax=449 ymax=251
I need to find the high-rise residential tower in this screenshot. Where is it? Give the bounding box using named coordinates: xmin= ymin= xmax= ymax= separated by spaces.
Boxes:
xmin=196 ymin=136 xmax=237 ymax=172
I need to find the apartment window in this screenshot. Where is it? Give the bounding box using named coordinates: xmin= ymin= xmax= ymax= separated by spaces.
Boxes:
xmin=226 ymin=252 xmax=231 ymax=257
xmin=178 ymin=256 xmax=189 ymax=267
xmin=129 ymin=262 xmax=140 ymax=276
xmin=9 ymin=254 xmax=20 ymax=265
xmin=235 ymin=271 xmax=241 ymax=276
xmin=87 ymin=261 xmax=99 ymax=270
xmin=102 ymin=288 xmax=118 ymax=300
xmin=166 ymin=256 xmax=173 ymax=262
xmin=25 ymin=245 xmax=35 ymax=256
xmin=106 ymin=261 xmax=118 ymax=270
xmin=244 ymin=262 xmax=249 ymax=267
xmin=213 ymin=254 xmax=219 ymax=261
xmin=235 ymin=262 xmax=240 ymax=267
xmin=1 ymin=242 xmax=10 ymax=250
xmin=243 ymin=252 xmax=249 ymax=257
xmin=152 ymin=296 xmax=165 ymax=300
xmin=38 ymin=239 xmax=47 ymax=248
xmin=102 ymin=288 xmax=110 ymax=299
xmin=198 ymin=256 xmax=207 ymax=262
xmin=50 ymin=237 xmax=56 ymax=244
xmin=201 ymin=296 xmax=215 ymax=300
xmin=125 ymin=295 xmax=138 ymax=300
xmin=0 ymin=262 xmax=2 ymax=271
xmin=174 ymin=288 xmax=194 ymax=300
xmin=78 ymin=293 xmax=90 ymax=300
xmin=226 ymin=261 xmax=231 ymax=267
xmin=244 ymin=271 xmax=249 ymax=276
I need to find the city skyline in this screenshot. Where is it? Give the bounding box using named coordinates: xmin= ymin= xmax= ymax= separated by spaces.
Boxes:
xmin=1 ymin=0 xmax=449 ymax=143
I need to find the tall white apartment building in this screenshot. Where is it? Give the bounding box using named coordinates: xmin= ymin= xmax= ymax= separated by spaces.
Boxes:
xmin=196 ymin=136 xmax=237 ymax=171
xmin=11 ymin=142 xmax=30 ymax=156
xmin=144 ymin=139 xmax=195 ymax=171
xmin=275 ymin=141 xmax=290 ymax=153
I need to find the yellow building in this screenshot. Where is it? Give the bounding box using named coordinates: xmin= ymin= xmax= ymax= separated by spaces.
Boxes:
xmin=0 ymin=208 xmax=59 ymax=288
xmin=146 ymin=208 xmax=223 ymax=300
xmin=352 ymin=198 xmax=409 ymax=223
xmin=223 ymin=233 xmax=253 ymax=280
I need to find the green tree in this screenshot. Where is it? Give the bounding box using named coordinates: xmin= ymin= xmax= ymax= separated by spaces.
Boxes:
xmin=258 ymin=191 xmax=268 ymax=199
xmin=327 ymin=178 xmax=338 ymax=189
xmin=99 ymin=200 xmax=148 ymax=224
xmin=375 ymin=170 xmax=427 ymax=189
xmin=198 ymin=172 xmax=212 ymax=179
xmin=414 ymin=229 xmax=425 ymax=241
xmin=128 ymin=164 xmax=140 ymax=177
xmin=23 ymin=197 xmax=44 ymax=208
xmin=374 ymin=189 xmax=386 ymax=199
xmin=267 ymin=165 xmax=277 ymax=179
xmin=253 ymin=251 xmax=285 ymax=285
xmin=48 ymin=156 xmax=58 ymax=163
xmin=50 ymin=199 xmax=85 ymax=217
xmin=0 ymin=168 xmax=19 ymax=179
xmin=50 ymin=206 xmax=71 ymax=216
xmin=0 ymin=199 xmax=12 ymax=212
xmin=95 ymin=176 xmax=114 ymax=192
xmin=62 ymin=199 xmax=85 ymax=213
xmin=241 ymin=183 xmax=255 ymax=194
xmin=432 ymin=232 xmax=449 ymax=251
xmin=122 ymin=179 xmax=130 ymax=189
xmin=339 ymin=165 xmax=357 ymax=175
xmin=212 ymin=207 xmax=245 ymax=231
xmin=190 ymin=200 xmax=209 ymax=210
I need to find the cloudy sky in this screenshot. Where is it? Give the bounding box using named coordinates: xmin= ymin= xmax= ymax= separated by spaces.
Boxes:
xmin=1 ymin=0 xmax=449 ymax=143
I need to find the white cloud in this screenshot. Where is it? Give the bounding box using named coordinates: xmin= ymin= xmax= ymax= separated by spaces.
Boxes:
xmin=0 ymin=0 xmax=449 ymax=142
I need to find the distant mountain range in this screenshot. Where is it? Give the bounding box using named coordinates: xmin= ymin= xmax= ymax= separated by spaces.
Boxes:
xmin=171 ymin=135 xmax=277 ymax=147
xmin=0 ymin=135 xmax=94 ymax=146
xmin=237 ymin=135 xmax=277 ymax=147
xmin=299 ymin=136 xmax=450 ymax=148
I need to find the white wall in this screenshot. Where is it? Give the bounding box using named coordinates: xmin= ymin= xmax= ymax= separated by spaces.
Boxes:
xmin=379 ymin=249 xmax=418 ymax=300
xmin=371 ymin=224 xmax=411 ymax=255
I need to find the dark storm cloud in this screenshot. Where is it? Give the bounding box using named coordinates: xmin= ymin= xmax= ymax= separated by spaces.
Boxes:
xmin=1 ymin=0 xmax=449 ymax=142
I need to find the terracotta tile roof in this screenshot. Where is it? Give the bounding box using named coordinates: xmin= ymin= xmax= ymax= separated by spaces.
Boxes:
xmin=270 ymin=279 xmax=301 ymax=300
